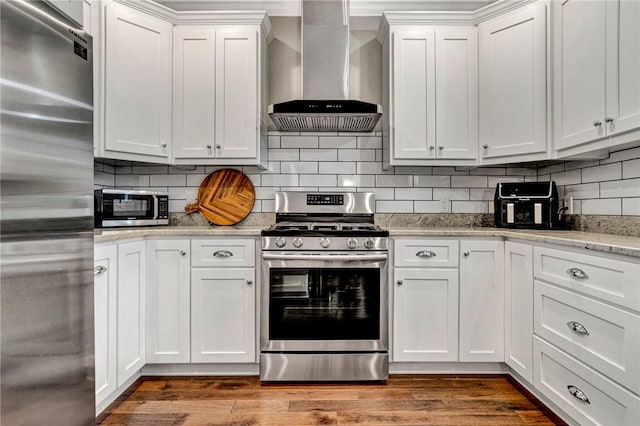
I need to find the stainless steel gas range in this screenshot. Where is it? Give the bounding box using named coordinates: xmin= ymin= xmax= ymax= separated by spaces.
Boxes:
xmin=260 ymin=191 xmax=389 ymax=381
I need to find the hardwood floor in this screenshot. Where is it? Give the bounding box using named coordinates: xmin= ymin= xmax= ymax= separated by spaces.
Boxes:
xmin=97 ymin=375 xmax=566 ymax=425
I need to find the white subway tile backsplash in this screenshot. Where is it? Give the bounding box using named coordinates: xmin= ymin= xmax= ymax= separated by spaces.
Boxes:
xmin=96 ymin=131 xmax=640 ymax=216
xmin=395 ymin=188 xmax=433 ymax=201
xmin=319 ymin=162 xmax=355 ymax=175
xmin=300 ymin=149 xmax=337 ymax=161
xmin=582 ymin=163 xmax=622 ymax=183
xmin=319 ymin=136 xmax=357 ymax=149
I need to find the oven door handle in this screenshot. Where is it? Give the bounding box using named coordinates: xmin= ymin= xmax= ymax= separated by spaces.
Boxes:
xmin=262 ymin=253 xmax=388 ymax=262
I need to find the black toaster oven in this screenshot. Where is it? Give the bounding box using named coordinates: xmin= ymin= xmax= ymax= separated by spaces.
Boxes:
xmin=494 ymin=182 xmax=563 ymax=229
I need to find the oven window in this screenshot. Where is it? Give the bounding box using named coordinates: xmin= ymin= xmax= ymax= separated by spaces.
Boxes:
xmin=269 ymin=268 xmax=380 ymax=340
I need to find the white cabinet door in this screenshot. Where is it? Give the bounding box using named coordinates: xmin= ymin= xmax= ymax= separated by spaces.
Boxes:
xmin=146 ymin=240 xmax=191 ymax=364
xmin=393 ymin=268 xmax=459 ymax=362
xmin=104 ymin=2 xmax=171 ymax=161
xmin=94 ymin=245 xmax=117 ymax=407
xmin=553 ymin=0 xmax=608 ymax=150
xmin=435 ymin=28 xmax=477 ymax=160
xmin=504 ymin=241 xmax=533 ymax=382
xmin=116 ymin=240 xmax=145 ymax=386
xmin=479 ymin=2 xmax=547 ymax=161
xmin=215 ymin=29 xmax=259 ymax=159
xmin=459 ymin=240 xmax=504 ymax=362
xmin=173 ymin=28 xmax=216 ymax=160
xmin=606 ymin=0 xmax=640 ymax=138
xmin=391 ymin=30 xmax=436 ymax=160
xmin=191 ymin=268 xmax=256 ymax=363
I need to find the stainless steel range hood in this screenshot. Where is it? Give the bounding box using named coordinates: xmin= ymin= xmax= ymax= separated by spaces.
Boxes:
xmin=268 ymin=0 xmax=382 ymax=132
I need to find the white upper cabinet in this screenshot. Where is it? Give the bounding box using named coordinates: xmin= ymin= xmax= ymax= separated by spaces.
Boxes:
xmin=103 ymin=2 xmax=172 ymax=163
xmin=553 ymin=0 xmax=640 ymax=155
xmin=479 ymin=2 xmax=548 ymax=164
xmin=380 ymin=20 xmax=477 ymax=167
xmin=173 ymin=26 xmax=267 ymax=167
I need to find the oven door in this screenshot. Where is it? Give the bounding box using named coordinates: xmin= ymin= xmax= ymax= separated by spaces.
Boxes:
xmin=261 ymin=251 xmax=388 ymax=352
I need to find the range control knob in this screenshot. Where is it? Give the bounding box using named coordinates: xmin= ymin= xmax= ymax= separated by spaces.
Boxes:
xmin=275 ymin=237 xmax=286 ymax=248
xmin=364 ymin=238 xmax=375 ymax=249
xmin=292 ymin=237 xmax=304 ymax=248
xmin=346 ymin=238 xmax=357 ymax=249
xmin=319 ymin=238 xmax=331 ymax=248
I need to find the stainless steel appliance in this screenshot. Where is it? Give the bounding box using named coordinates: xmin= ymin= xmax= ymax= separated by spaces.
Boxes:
xmin=1 ymin=1 xmax=95 ymax=423
xmin=95 ymin=189 xmax=170 ymax=227
xmin=261 ymin=192 xmax=389 ymax=381
xmin=494 ymin=181 xmax=565 ymax=229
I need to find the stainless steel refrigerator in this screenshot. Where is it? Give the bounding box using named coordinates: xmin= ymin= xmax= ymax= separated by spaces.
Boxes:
xmin=1 ymin=1 xmax=95 ymax=424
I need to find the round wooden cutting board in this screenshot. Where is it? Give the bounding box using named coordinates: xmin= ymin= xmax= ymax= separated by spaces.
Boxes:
xmin=184 ymin=169 xmax=255 ymax=225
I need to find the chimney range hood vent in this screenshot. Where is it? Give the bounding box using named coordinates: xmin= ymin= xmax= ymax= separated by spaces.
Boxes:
xmin=268 ymin=0 xmax=382 ymax=132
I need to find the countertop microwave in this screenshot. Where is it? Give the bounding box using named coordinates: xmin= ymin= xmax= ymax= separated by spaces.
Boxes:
xmin=94 ymin=189 xmax=169 ymax=228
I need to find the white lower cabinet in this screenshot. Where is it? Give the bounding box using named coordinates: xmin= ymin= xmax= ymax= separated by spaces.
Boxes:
xmin=146 ymin=239 xmax=191 ymax=363
xmin=504 ymin=241 xmax=533 ymax=382
xmin=191 ymin=268 xmax=256 ymax=363
xmin=533 ymin=336 xmax=640 ymax=426
xmin=459 ymin=239 xmax=504 ymax=362
xmin=116 ymin=240 xmax=146 ymax=387
xmin=94 ymin=244 xmax=117 ymax=408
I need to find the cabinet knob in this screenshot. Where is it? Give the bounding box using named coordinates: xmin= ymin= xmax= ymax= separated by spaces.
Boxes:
xmin=246 ymin=279 xmax=253 ymax=285
xmin=162 ymin=142 xmax=168 ymax=148
xmin=438 ymin=145 xmax=444 ymax=151
xmin=216 ymin=144 xmax=221 ymax=149
xmin=482 ymin=144 xmax=489 ymax=149
xmin=605 ymin=117 xmax=614 ymax=123
xmin=567 ymin=385 xmax=590 ymax=405
xmin=94 ymin=265 xmax=107 ymax=275
xmin=206 ymin=144 xmax=212 ymax=149
xmin=463 ymin=251 xmax=470 ymax=257
xmin=567 ymin=321 xmax=589 ymax=336
xmin=429 ymin=145 xmax=435 ymax=151
xmin=179 ymin=250 xmax=187 ymax=256
xmin=566 ymin=267 xmax=588 ymax=280
xmin=593 ymin=120 xmax=602 ymax=127
xmin=397 ymin=280 xmax=403 ymax=285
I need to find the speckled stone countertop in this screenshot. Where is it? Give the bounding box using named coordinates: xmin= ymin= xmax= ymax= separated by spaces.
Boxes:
xmin=95 ymin=225 xmax=640 ymax=258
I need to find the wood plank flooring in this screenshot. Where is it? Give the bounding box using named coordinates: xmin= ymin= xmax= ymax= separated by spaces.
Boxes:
xmin=97 ymin=375 xmax=566 ymax=425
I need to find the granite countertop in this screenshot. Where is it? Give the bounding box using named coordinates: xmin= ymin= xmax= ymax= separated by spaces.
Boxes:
xmin=95 ymin=226 xmax=640 ymax=258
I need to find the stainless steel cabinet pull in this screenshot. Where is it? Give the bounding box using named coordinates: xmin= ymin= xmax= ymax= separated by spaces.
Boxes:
xmin=213 ymin=250 xmax=233 ymax=258
xmin=566 ymin=267 xmax=588 ymax=279
xmin=438 ymin=145 xmax=444 ymax=151
xmin=567 ymin=385 xmax=590 ymax=404
xmin=206 ymin=144 xmax=212 ymax=149
xmin=397 ymin=280 xmax=403 ymax=285
xmin=482 ymin=144 xmax=489 ymax=149
xmin=180 ymin=250 xmax=187 ymax=256
xmin=94 ymin=265 xmax=107 ymax=275
xmin=567 ymin=321 xmax=589 ymax=336
xmin=463 ymin=251 xmax=470 ymax=257
xmin=246 ymin=279 xmax=253 ymax=285
xmin=605 ymin=117 xmax=614 ymax=123
xmin=216 ymin=144 xmax=221 ymax=149
xmin=429 ymin=145 xmax=435 ymax=151
xmin=416 ymin=250 xmax=436 ymax=258
xmin=593 ymin=120 xmax=602 ymax=127
xmin=162 ymin=142 xmax=168 ymax=148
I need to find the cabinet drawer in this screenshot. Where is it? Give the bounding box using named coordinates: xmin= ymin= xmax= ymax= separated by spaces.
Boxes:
xmin=191 ymin=239 xmax=255 ymax=267
xmin=534 ymin=281 xmax=640 ymax=393
xmin=533 ymin=336 xmax=640 ymax=426
xmin=533 ymin=246 xmax=640 ymax=312
xmin=394 ymin=239 xmax=458 ymax=268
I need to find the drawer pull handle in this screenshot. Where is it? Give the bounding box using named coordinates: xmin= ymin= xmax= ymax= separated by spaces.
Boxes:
xmin=213 ymin=250 xmax=233 ymax=258
xmin=416 ymin=250 xmax=436 ymax=258
xmin=566 ymin=267 xmax=588 ymax=280
xmin=567 ymin=321 xmax=589 ymax=336
xmin=567 ymin=385 xmax=590 ymax=404
xmin=94 ymin=265 xmax=107 ymax=275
